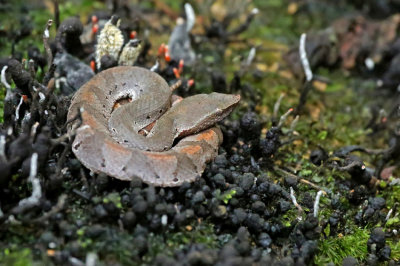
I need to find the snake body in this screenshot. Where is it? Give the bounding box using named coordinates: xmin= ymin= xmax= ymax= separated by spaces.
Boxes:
xmin=68 ymin=66 xmax=240 ymax=186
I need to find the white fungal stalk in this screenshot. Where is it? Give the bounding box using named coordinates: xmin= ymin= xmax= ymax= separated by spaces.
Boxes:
xmin=246 ymin=47 xmax=256 ymax=66
xmin=150 ymin=60 xmax=159 ymax=72
xmin=289 ymin=115 xmax=299 ymax=134
xmin=15 ymin=96 xmax=24 ymax=121
xmin=273 ymin=94 xmax=284 ymax=118
xmin=290 ymin=187 xmax=303 ymax=220
xmin=184 ymin=3 xmax=195 ymax=32
xmin=277 ymin=108 xmax=293 ymax=128
xmin=0 ymin=135 xmax=6 ymax=160
xmin=18 ymin=153 xmax=42 ymax=209
xmin=313 ymin=190 xmax=324 ymax=217
xmin=299 ymin=33 xmax=313 ymax=82
xmin=385 ymin=208 xmax=393 ymax=221
xmin=1 ymin=66 xmax=11 ymax=90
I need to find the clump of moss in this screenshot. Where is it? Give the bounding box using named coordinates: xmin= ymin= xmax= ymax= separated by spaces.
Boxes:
xmin=0 ymin=248 xmax=33 ymax=266
xmin=315 ymin=227 xmax=369 ymax=264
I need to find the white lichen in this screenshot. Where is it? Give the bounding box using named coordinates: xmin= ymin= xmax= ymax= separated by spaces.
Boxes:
xmin=118 ymin=39 xmax=142 ymax=66
xmin=95 ymin=16 xmax=124 ymax=69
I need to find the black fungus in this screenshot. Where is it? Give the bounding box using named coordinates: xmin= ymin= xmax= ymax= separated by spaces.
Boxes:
xmin=368 ymin=227 xmax=386 ymax=252
xmin=310 ymin=148 xmax=328 ymax=166
xmin=342 ymin=256 xmax=359 ymax=266
xmin=240 ymin=112 xmax=261 ymax=141
xmin=258 ymin=232 xmax=272 ymax=248
xmin=239 ymin=173 xmax=255 ymax=191
xmin=368 ymin=197 xmax=386 ymax=210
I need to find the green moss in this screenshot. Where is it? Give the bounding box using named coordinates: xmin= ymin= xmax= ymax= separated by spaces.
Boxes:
xmin=221 ymin=189 xmax=237 ymax=204
xmin=388 ymin=239 xmax=400 ymax=261
xmin=103 ymin=192 xmax=122 ymax=209
xmin=315 ymin=227 xmax=370 ymax=265
xmin=144 ymin=223 xmax=220 ymax=264
xmin=0 ymin=248 xmax=33 ymax=266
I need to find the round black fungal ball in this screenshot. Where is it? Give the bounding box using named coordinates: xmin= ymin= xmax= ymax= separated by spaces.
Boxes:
xmin=239 ymin=173 xmax=255 ymax=191
xmin=368 ymin=227 xmax=386 ymax=252
xmin=55 ymin=16 xmax=84 ymax=56
xmin=229 ymin=154 xmax=243 ymax=165
xmin=348 ymin=185 xmax=368 ymax=204
xmin=201 ymin=185 xmax=211 ymax=197
xmin=93 ymin=204 xmax=108 ymax=219
xmin=234 ymin=227 xmax=251 ymax=255
xmin=278 ymin=200 xmax=291 ymax=213
xmin=259 ymin=127 xmax=281 ymax=158
xmin=258 ymin=232 xmax=272 ymax=248
xmin=328 ymin=212 xmax=340 ymax=228
xmin=154 ymin=254 xmax=177 ymax=266
xmin=240 ymin=112 xmax=261 ymax=141
xmin=130 ymin=177 xmax=143 ymax=188
xmin=121 ymin=194 xmax=131 ymax=207
xmin=85 ymin=224 xmax=106 ymax=238
xmin=211 ymin=71 xmax=228 ymax=93
xmin=214 ymin=154 xmax=229 ymax=168
xmin=310 ymin=148 xmax=328 ymax=166
xmin=257 ymin=181 xmax=270 ymax=193
xmin=251 ymin=201 xmax=266 ymax=213
xmin=232 ymin=208 xmax=247 ymax=225
xmin=100 ymin=54 xmax=118 ymax=70
xmin=192 ymin=191 xmax=205 ymax=204
xmin=132 ymin=200 xmax=147 ymax=214
xmin=363 ymin=207 xmax=375 ymax=221
xmin=146 ymin=186 xmax=156 ymax=206
xmin=342 ymin=256 xmax=358 ymax=266
xmin=300 ymin=240 xmax=318 ymax=262
xmin=122 ymin=211 xmax=136 ymax=229
xmin=251 ymin=248 xmax=262 ymax=261
xmin=103 ymin=202 xmax=120 ymax=218
xmin=245 ymin=213 xmax=264 ymax=233
xmin=268 ymin=183 xmax=282 ymax=196
xmin=211 ymin=173 xmax=226 ymax=188
xmin=377 ymin=245 xmax=391 ymax=261
xmin=250 ymin=194 xmax=260 ymax=202
xmin=133 ymin=235 xmax=148 ymax=255
xmin=284 ymin=176 xmax=298 ymax=188
xmin=368 ymin=197 xmax=386 ymax=210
